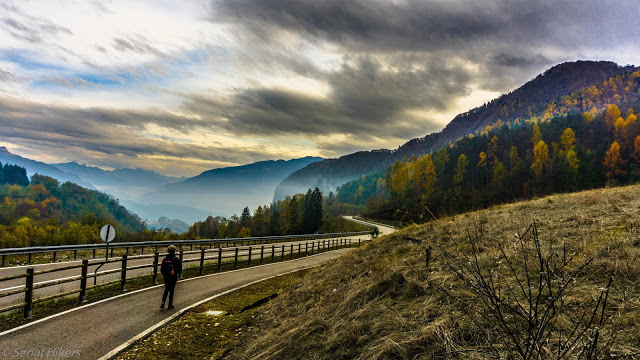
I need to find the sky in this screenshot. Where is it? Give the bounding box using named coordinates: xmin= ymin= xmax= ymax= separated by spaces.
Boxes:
xmin=0 ymin=0 xmax=639 ymax=177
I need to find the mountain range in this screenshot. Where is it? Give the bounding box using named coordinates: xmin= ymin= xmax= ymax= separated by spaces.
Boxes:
xmin=52 ymin=161 xmax=185 ymax=205
xmin=0 ymin=146 xmax=321 ymax=225
xmin=274 ymin=60 xmax=635 ymax=200
xmin=137 ymin=157 xmax=323 ymax=221
xmin=5 ymin=60 xmax=638 ymax=228
xmin=0 ymin=147 xmax=96 ymax=190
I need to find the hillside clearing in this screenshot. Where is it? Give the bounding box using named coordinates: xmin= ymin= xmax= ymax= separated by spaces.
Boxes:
xmin=222 ymin=185 xmax=640 ymax=359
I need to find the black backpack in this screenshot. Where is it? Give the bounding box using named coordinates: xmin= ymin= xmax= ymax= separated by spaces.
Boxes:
xmin=161 ymin=256 xmax=175 ymax=277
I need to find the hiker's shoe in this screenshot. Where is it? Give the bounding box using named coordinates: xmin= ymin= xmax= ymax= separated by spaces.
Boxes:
xmin=167 ymin=305 xmax=174 ymax=310
xmin=160 ymin=302 xmax=165 ymax=309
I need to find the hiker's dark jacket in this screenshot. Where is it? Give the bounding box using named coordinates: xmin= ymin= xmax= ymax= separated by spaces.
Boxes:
xmin=162 ymin=254 xmax=182 ymax=280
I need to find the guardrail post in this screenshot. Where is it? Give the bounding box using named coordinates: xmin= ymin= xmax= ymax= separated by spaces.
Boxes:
xmin=1 ymin=254 xmax=5 ymax=267
xmin=110 ymin=248 xmax=114 ymax=258
xmin=153 ymin=252 xmax=159 ymax=284
xmin=199 ymin=249 xmax=205 ymax=275
xmin=358 ymin=239 xmax=361 ymax=247
xmin=290 ymin=244 xmax=294 ymax=260
xmin=311 ymin=242 xmax=315 ymax=255
xmin=92 ymin=249 xmax=96 ymax=259
xmin=79 ymin=259 xmax=88 ymax=302
xmin=74 ymin=250 xmax=77 ymax=259
xmin=120 ymin=255 xmax=128 ymax=291
xmin=217 ymin=248 xmax=222 ymax=271
xmin=24 ymin=268 xmax=34 ymax=318
xmin=141 ymin=246 xmax=144 ymax=255
xmin=233 ymin=248 xmax=239 ymax=269
xmin=298 ymin=243 xmax=301 ymax=257
xmin=28 ymin=253 xmax=32 ymax=264
xmin=305 ymin=242 xmax=308 ymax=256
xmin=260 ymin=246 xmax=265 ymax=264
xmin=281 ymin=245 xmax=285 ymax=261
xmin=53 ymin=251 xmax=57 ymax=262
xmin=247 ymin=246 xmax=252 ymax=266
xmin=126 ymin=247 xmax=129 ymax=256
xmin=178 ymin=250 xmax=184 ymax=279
xmin=190 ymin=244 xmax=193 ymax=251
xmin=271 ymin=245 xmax=275 ymax=263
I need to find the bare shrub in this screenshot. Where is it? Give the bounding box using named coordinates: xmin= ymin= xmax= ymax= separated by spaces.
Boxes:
xmin=433 ymin=221 xmax=616 ymax=359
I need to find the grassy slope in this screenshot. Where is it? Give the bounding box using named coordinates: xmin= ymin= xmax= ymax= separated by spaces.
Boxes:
xmin=222 ymin=185 xmax=640 ymax=359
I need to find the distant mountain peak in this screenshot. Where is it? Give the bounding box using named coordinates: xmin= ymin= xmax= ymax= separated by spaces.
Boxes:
xmin=274 ymin=60 xmax=637 ymax=200
xmin=0 ymin=146 xmax=11 ymax=155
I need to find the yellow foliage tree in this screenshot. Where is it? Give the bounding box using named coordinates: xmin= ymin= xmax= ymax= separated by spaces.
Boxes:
xmin=392 ymin=160 xmax=410 ymax=199
xmin=634 ymin=135 xmax=640 ymax=162
xmin=488 ymin=135 xmax=499 ymax=164
xmin=453 ymin=154 xmax=468 ymax=195
xmin=411 ymin=155 xmax=437 ymax=200
xmin=566 ymin=149 xmax=579 ymax=190
xmin=531 ymin=123 xmax=542 ymax=146
xmin=237 ymin=227 xmax=251 ymax=238
xmin=605 ymin=104 xmax=621 ymax=127
xmin=531 ymin=140 xmax=549 ymax=182
xmin=603 ymin=141 xmax=625 ymax=183
xmin=560 ymin=128 xmax=577 ymax=152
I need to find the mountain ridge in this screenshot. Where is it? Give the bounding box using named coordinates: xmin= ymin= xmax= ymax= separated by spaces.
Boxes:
xmin=274 ymin=60 xmax=636 ymax=200
xmin=138 ymin=156 xmax=324 ymax=219
xmin=0 ymin=147 xmax=97 ymax=190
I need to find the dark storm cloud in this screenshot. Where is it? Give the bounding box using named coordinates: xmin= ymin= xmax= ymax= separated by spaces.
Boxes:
xmin=195 ymin=0 xmax=640 ymax=151
xmin=213 ymin=0 xmax=640 ymax=93
xmin=182 ymin=56 xmax=458 ymax=140
xmin=213 ymin=0 xmax=638 ymax=53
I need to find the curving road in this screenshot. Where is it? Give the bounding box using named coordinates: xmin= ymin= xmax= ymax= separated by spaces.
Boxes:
xmin=0 ymin=235 xmax=366 ymax=310
xmin=0 ymin=218 xmax=396 ymax=360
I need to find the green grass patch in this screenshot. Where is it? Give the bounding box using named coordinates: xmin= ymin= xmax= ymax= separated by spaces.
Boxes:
xmin=116 ymin=270 xmax=309 ymax=360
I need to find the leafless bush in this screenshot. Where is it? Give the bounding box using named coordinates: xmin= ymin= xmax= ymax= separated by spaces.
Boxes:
xmin=433 ymin=221 xmax=616 ymax=359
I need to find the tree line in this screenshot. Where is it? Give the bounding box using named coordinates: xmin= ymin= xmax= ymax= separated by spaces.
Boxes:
xmin=0 ymin=168 xmax=146 ymax=248
xmin=337 ymin=102 xmax=640 ymax=223
xmin=187 ymin=188 xmax=324 ymax=239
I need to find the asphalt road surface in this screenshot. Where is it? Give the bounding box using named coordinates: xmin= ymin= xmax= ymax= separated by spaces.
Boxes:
xmin=0 ymin=235 xmax=366 ymax=310
xmin=0 ymin=249 xmax=354 ymax=359
xmin=0 ymin=218 xmax=396 ymax=360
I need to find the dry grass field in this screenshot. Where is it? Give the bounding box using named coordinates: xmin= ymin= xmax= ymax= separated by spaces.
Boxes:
xmin=222 ymin=185 xmax=640 ymax=359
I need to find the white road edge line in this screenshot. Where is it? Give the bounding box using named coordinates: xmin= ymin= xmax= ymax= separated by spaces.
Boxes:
xmin=99 ymin=265 xmax=320 ymax=360
xmin=0 ymin=247 xmax=357 ymax=338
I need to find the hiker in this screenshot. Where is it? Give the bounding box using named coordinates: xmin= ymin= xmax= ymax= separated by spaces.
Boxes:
xmin=160 ymin=245 xmax=182 ymax=309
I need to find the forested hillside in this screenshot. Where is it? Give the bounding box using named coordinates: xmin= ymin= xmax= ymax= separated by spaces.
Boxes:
xmin=188 ymin=188 xmax=325 ymax=239
xmin=274 ymin=61 xmax=634 ymax=199
xmin=337 ymin=70 xmax=640 ymax=223
xmin=0 ymin=164 xmax=145 ymax=248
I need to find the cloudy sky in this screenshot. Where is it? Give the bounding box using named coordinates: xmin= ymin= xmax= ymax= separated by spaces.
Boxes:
xmin=1 ymin=0 xmax=639 ymax=176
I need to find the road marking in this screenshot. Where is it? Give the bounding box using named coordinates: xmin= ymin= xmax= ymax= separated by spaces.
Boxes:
xmin=99 ymin=266 xmax=320 ymax=360
xmin=0 ymin=249 xmax=350 ymax=338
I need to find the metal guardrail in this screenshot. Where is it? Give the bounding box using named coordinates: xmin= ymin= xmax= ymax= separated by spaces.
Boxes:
xmin=0 ymin=237 xmax=367 ymax=319
xmin=0 ymin=231 xmax=375 ymax=267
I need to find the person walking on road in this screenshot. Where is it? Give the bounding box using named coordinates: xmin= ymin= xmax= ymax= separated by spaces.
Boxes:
xmin=160 ymin=245 xmax=182 ymax=309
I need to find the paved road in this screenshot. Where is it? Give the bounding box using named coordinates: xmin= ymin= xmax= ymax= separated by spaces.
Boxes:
xmin=0 ymin=217 xmax=395 ymax=360
xmin=342 ymin=216 xmax=396 ymax=235
xmin=0 ymin=249 xmax=354 ymax=359
xmin=0 ymin=236 xmax=366 ymax=310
